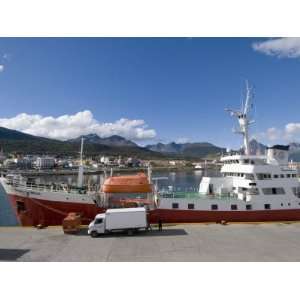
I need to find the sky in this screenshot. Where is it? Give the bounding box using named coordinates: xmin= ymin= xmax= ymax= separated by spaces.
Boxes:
xmin=0 ymin=37 xmax=300 ymax=149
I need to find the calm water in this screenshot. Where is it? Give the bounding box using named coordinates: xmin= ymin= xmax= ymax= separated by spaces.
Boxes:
xmin=0 ymin=169 xmax=219 ymax=226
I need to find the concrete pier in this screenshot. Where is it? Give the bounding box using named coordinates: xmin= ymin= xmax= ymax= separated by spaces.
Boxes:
xmin=1 ymin=222 xmax=300 ymax=261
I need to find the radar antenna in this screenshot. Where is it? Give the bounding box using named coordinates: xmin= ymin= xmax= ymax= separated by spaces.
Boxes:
xmin=225 ymin=80 xmax=255 ymax=155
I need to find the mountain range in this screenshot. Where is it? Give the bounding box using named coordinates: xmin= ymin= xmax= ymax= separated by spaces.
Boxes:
xmin=68 ymin=134 xmax=137 ymax=147
xmin=146 ymin=142 xmax=225 ymax=158
xmin=1 ymin=126 xmax=300 ymax=161
xmin=0 ymin=127 xmax=162 ymax=159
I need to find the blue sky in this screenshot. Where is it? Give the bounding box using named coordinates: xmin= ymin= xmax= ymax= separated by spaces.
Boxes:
xmin=0 ymin=37 xmax=300 ymax=149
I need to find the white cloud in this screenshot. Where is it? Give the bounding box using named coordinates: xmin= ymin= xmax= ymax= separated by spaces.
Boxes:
xmin=176 ymin=137 xmax=190 ymax=144
xmin=252 ymin=38 xmax=300 ymax=58
xmin=0 ymin=65 xmax=4 ymax=72
xmin=284 ymin=123 xmax=300 ymax=140
xmin=3 ymin=53 xmax=10 ymax=60
xmin=0 ymin=110 xmax=157 ymax=141
xmin=258 ymin=123 xmax=300 ymax=144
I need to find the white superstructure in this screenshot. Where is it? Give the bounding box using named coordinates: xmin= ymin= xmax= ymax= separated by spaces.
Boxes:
xmin=158 ymin=82 xmax=300 ymax=214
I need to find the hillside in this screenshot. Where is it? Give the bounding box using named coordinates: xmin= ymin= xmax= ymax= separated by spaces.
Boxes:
xmin=0 ymin=127 xmax=163 ymax=159
xmin=3 ymin=126 xmax=300 ymax=161
xmin=146 ymin=141 xmax=225 ymax=158
xmin=68 ymin=134 xmax=137 ymax=147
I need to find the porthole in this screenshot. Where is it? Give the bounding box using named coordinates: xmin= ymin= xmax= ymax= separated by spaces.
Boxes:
xmin=246 ymin=204 xmax=252 ymax=210
xmin=231 ymin=204 xmax=238 ymax=210
xmin=172 ymin=203 xmax=179 ymax=209
xmin=188 ymin=203 xmax=194 ymax=210
xmin=264 ymin=204 xmax=271 ymax=210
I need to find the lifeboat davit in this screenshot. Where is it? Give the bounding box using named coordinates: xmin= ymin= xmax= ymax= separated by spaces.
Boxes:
xmin=101 ymin=173 xmax=153 ymax=193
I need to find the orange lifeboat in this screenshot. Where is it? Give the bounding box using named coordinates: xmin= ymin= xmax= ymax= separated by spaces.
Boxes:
xmin=101 ymin=173 xmax=153 ymax=193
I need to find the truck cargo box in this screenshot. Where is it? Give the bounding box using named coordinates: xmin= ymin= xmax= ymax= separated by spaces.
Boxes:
xmin=105 ymin=207 xmax=147 ymax=230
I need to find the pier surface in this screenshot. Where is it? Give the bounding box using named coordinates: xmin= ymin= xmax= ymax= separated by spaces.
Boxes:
xmin=1 ymin=222 xmax=300 ymax=261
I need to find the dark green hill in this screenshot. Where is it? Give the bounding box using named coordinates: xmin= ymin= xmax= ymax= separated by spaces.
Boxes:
xmin=0 ymin=127 xmax=163 ymax=158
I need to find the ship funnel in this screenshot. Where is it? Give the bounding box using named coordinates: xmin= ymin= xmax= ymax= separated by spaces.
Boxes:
xmin=267 ymin=145 xmax=289 ymax=166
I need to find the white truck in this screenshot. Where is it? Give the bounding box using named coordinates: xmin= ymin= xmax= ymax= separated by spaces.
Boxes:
xmin=88 ymin=207 xmax=149 ymax=237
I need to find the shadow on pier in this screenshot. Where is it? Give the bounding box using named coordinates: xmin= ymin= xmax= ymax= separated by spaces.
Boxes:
xmin=0 ymin=249 xmax=30 ymax=261
xmin=74 ymin=227 xmax=188 ymax=238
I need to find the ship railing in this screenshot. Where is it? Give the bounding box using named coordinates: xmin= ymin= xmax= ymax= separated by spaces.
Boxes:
xmin=158 ymin=191 xmax=239 ymax=201
xmin=12 ymin=182 xmax=92 ymax=195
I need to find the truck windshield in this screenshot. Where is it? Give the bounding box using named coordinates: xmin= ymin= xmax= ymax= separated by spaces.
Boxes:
xmin=95 ymin=218 xmax=103 ymax=224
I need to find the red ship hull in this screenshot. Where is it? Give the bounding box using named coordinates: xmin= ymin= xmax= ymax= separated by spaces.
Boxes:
xmin=8 ymin=194 xmax=104 ymax=226
xmin=9 ymin=194 xmax=300 ymax=227
xmin=149 ymin=208 xmax=300 ymax=223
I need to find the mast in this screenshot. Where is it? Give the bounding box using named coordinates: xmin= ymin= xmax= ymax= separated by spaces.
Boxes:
xmin=225 ymin=80 xmax=254 ymax=155
xmin=77 ymin=137 xmax=84 ymax=188
xmin=147 ymin=163 xmax=152 ymax=182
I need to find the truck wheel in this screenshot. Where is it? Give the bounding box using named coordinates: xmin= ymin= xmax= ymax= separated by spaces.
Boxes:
xmin=91 ymin=231 xmax=98 ymax=238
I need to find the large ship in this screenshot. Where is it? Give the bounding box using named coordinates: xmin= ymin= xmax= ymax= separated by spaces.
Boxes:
xmin=151 ymin=82 xmax=300 ymax=223
xmin=2 ymin=81 xmax=300 ymax=225
xmin=0 ymin=139 xmax=156 ymax=226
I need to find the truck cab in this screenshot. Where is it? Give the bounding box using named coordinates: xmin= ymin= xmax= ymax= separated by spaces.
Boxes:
xmin=88 ymin=207 xmax=148 ymax=238
xmin=88 ymin=213 xmax=106 ymax=237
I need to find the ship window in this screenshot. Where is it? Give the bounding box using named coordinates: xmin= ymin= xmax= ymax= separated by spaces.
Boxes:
xmin=172 ymin=203 xmax=179 ymax=209
xmin=280 ymin=174 xmax=284 ymax=178
xmin=262 ymin=188 xmax=285 ymax=195
xmin=188 ymin=203 xmax=194 ymax=210
xmin=256 ymin=174 xmax=262 ymax=180
xmin=244 ymin=159 xmax=249 ymax=164
xmin=276 ymin=188 xmax=285 ymax=194
xmin=292 ymin=174 xmax=297 ymax=178
xmin=231 ymin=204 xmax=237 ymax=210
xmin=287 ymin=174 xmax=291 ymax=178
xmin=245 ymin=174 xmax=255 ymax=180
xmin=211 ymin=204 xmax=218 ymax=210
xmin=249 ymin=188 xmax=259 ymax=195
xmin=288 ymin=203 xmax=291 ymax=206
xmin=95 ymin=218 xmax=103 ymax=224
xmin=292 ymin=187 xmax=299 ymax=197
xmin=274 ymin=174 xmax=278 ymax=178
xmin=256 ymin=173 xmax=267 ymax=180
xmin=16 ymin=201 xmax=26 ymax=213
xmin=249 ymin=182 xmax=256 ymax=186
xmin=264 ymin=204 xmax=271 ymax=210
xmin=281 ymin=203 xmax=283 ymax=206
xmin=250 ymin=160 xmax=255 ymax=165
xmin=246 ymin=204 xmax=252 ymax=210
